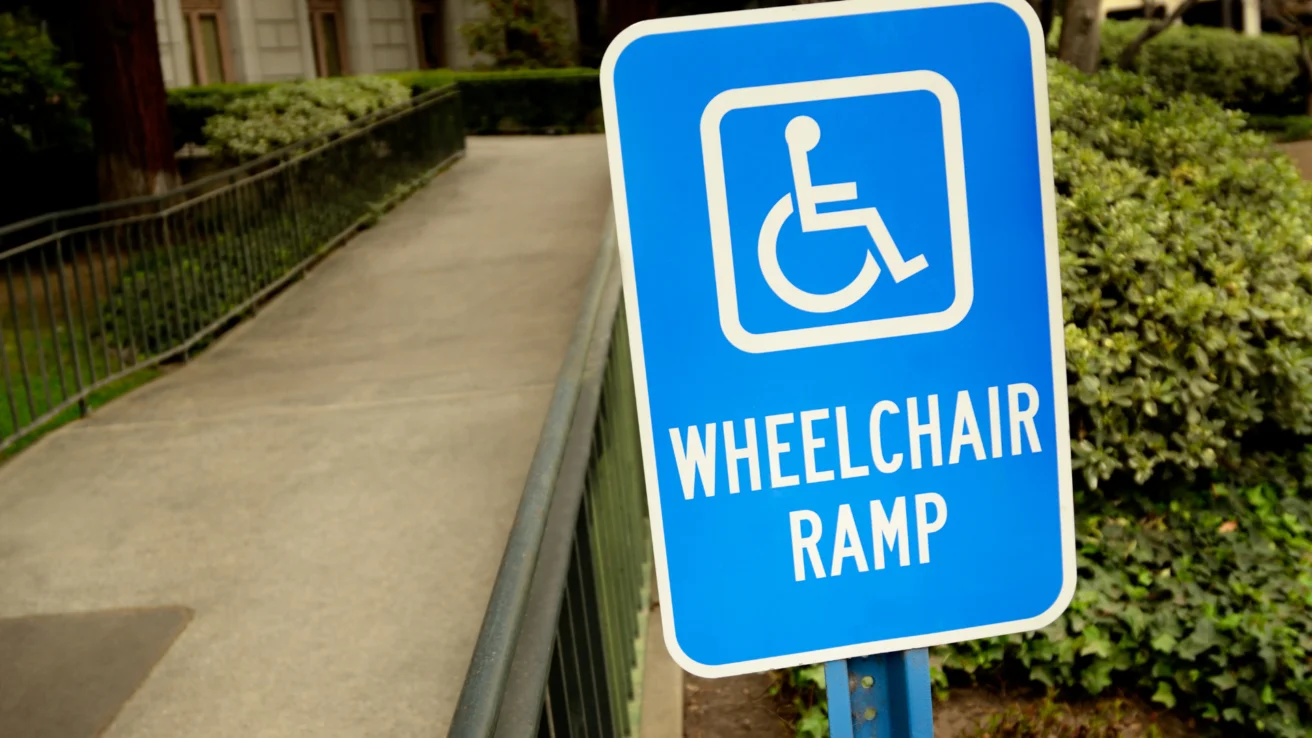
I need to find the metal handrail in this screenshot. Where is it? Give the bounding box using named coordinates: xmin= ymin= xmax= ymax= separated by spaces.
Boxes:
xmin=0 ymin=85 xmax=466 ymax=452
xmin=449 ymin=216 xmax=652 ymax=737
xmin=0 ymin=86 xmax=462 ymax=253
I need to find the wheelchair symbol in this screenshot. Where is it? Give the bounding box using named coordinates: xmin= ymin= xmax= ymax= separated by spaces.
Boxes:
xmin=759 ymin=115 xmax=928 ymax=314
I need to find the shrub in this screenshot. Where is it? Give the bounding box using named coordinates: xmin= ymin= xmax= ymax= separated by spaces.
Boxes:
xmin=167 ymin=82 xmax=274 ymax=148
xmin=953 ymin=61 xmax=1312 ymax=736
xmin=1098 ymin=19 xmax=1303 ymax=115
xmin=1049 ymin=62 xmax=1312 ymax=494
xmin=389 ymin=68 xmax=601 ymax=133
xmin=0 ymin=11 xmax=95 ymax=225
xmin=201 ymin=76 xmax=412 ymax=159
xmin=0 ymin=11 xmax=86 ymax=156
xmin=943 ymin=486 xmax=1312 ymax=738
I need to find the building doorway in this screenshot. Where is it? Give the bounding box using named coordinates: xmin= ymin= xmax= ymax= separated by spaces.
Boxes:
xmin=308 ymin=0 xmax=350 ymax=77
xmin=413 ymin=0 xmax=446 ymax=69
xmin=181 ymin=0 xmax=234 ymax=85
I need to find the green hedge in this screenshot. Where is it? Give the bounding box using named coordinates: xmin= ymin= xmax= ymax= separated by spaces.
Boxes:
xmin=1098 ymin=19 xmax=1304 ymax=115
xmin=169 ymin=68 xmax=602 ymax=144
xmin=201 ymin=76 xmax=412 ymax=159
xmin=1049 ymin=63 xmax=1312 ymax=495
xmin=388 ymin=68 xmax=602 ymax=134
xmin=168 ymin=83 xmax=274 ymax=148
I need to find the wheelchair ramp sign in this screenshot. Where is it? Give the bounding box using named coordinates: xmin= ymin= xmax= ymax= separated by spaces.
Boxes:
xmin=601 ymin=0 xmax=1074 ymax=677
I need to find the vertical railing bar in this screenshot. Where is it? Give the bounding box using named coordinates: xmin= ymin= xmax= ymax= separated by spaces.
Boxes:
xmin=0 ymin=297 xmax=21 ymax=438
xmin=6 ymin=261 xmax=37 ymax=421
xmin=53 ymin=239 xmax=86 ymax=414
xmin=24 ymin=258 xmax=53 ymax=413
xmin=68 ymin=234 xmax=98 ymax=388
xmin=39 ymin=248 xmax=70 ymax=405
xmin=213 ymin=189 xmax=239 ymax=325
xmin=115 ymin=224 xmax=145 ymax=367
xmin=172 ymin=202 xmax=198 ymax=340
xmin=558 ymin=578 xmax=592 ymax=738
xmin=571 ymin=521 xmax=615 ymax=737
xmin=142 ymin=217 xmax=169 ymax=356
xmin=257 ymin=176 xmax=280 ymax=281
xmin=238 ymin=179 xmax=265 ymax=295
xmin=223 ymin=184 xmax=246 ymax=317
xmin=91 ymin=230 xmax=119 ymax=374
xmin=282 ymin=156 xmax=306 ymax=264
xmin=585 ymin=449 xmax=625 ymax=737
xmin=547 ymin=638 xmax=575 ymax=738
xmin=160 ymin=207 xmax=187 ymax=352
xmin=582 ymin=476 xmax=622 ymax=738
xmin=81 ymin=231 xmax=112 ymax=380
xmin=566 ymin=543 xmax=604 ymax=738
xmin=597 ymin=421 xmax=631 ymax=736
xmin=600 ymin=359 xmax=639 ymax=708
xmin=231 ymin=181 xmax=259 ymax=304
xmin=188 ymin=196 xmax=211 ymax=334
xmin=539 ymin=699 xmax=556 ymax=738
xmin=192 ymin=191 xmax=219 ymax=332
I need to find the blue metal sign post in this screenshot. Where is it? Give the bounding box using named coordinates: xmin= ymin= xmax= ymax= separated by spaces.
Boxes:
xmin=826 ymin=653 xmax=934 ymax=738
xmin=600 ymin=1 xmax=1072 ymax=735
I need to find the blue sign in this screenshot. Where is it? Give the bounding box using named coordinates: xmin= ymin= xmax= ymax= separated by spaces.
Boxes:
xmin=601 ymin=0 xmax=1074 ymax=677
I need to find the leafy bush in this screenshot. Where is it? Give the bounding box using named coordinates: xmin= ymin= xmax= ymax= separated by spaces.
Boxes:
xmin=1098 ymin=19 xmax=1303 ymax=115
xmin=460 ymin=0 xmax=574 ymax=68
xmin=167 ymin=82 xmax=274 ymax=148
xmin=201 ymin=76 xmax=412 ymax=159
xmin=390 ymin=68 xmax=601 ymax=133
xmin=0 ymin=11 xmax=96 ymax=225
xmin=0 ymin=11 xmax=86 ymax=155
xmin=1049 ymin=62 xmax=1312 ymax=494
xmin=954 ymin=62 xmax=1312 ymax=736
xmin=943 ymin=486 xmax=1312 ymax=737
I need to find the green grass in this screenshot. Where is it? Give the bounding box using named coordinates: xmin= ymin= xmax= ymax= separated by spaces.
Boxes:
xmin=0 ymin=322 xmax=161 ymax=460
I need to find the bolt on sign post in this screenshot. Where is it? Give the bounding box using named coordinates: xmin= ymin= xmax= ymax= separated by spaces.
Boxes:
xmin=599 ymin=1 xmax=1072 ymax=735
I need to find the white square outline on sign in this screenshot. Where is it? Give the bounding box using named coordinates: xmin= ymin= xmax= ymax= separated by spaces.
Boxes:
xmin=600 ymin=0 xmax=1074 ymax=680
xmin=700 ymin=71 xmax=974 ymax=353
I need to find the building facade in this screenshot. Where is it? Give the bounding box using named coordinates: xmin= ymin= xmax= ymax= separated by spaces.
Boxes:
xmin=154 ymin=0 xmax=497 ymax=87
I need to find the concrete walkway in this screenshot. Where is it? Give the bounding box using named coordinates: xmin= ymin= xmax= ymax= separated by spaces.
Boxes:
xmin=0 ymin=136 xmax=612 ymax=737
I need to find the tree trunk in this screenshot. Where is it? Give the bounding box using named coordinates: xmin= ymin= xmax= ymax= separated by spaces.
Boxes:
xmin=1057 ymin=0 xmax=1103 ymax=73
xmin=72 ymin=0 xmax=179 ymax=204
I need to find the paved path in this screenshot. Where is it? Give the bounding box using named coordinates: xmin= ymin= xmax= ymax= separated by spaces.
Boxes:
xmin=0 ymin=136 xmax=612 ymax=737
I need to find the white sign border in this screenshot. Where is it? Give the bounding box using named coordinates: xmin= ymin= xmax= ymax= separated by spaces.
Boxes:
xmin=701 ymin=70 xmax=974 ymax=353
xmin=600 ymin=0 xmax=1075 ymax=678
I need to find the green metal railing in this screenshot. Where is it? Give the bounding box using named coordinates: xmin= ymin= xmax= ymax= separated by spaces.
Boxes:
xmin=0 ymin=85 xmax=465 ymax=452
xmin=449 ymin=224 xmax=654 ymax=738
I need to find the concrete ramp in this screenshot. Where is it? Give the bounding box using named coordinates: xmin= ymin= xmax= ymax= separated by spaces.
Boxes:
xmin=0 ymin=136 xmax=612 ymax=738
